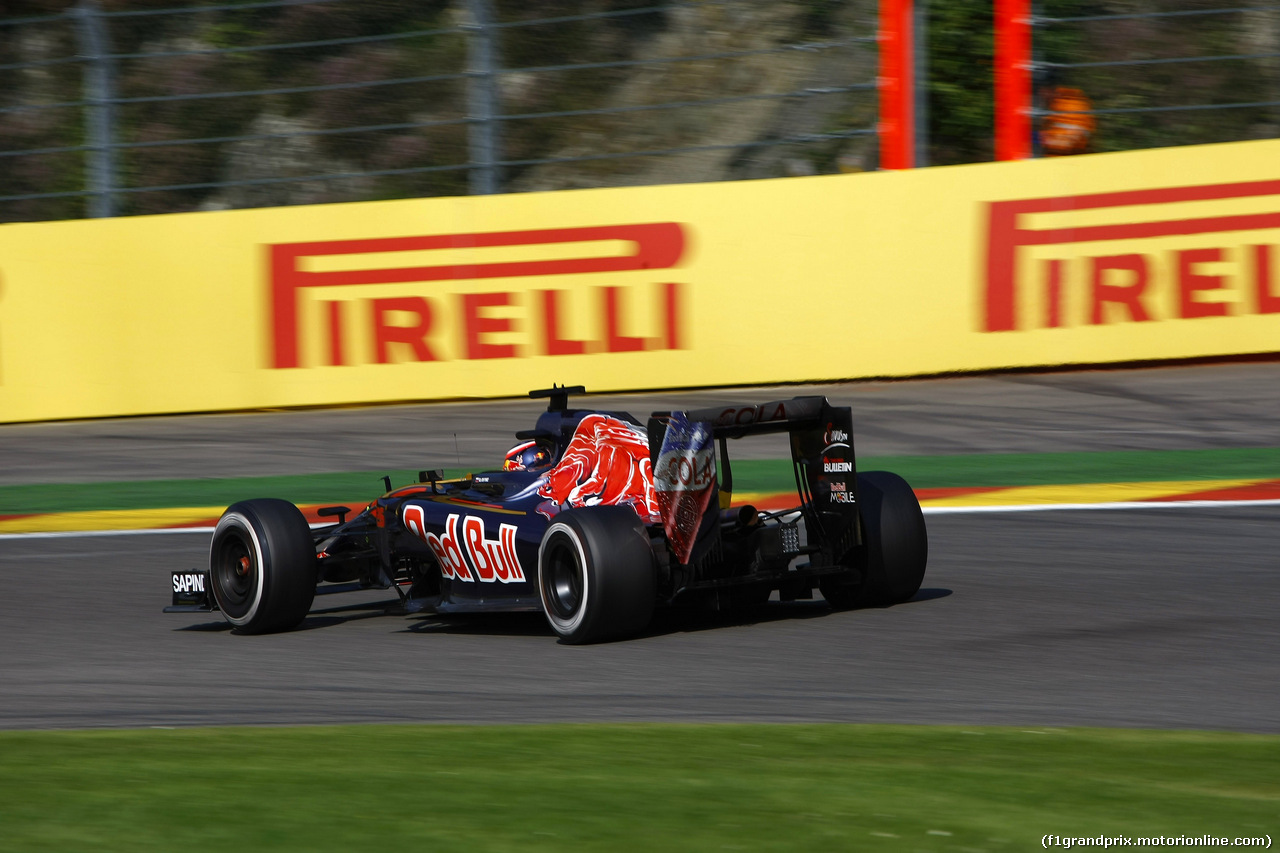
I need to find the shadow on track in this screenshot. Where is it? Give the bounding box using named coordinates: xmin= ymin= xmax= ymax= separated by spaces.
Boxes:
xmin=173 ymin=588 xmax=953 ymax=639
xmin=639 ymin=587 xmax=952 ymax=640
xmin=400 ymin=587 xmax=953 ymax=642
xmin=173 ymin=596 xmax=403 ymax=633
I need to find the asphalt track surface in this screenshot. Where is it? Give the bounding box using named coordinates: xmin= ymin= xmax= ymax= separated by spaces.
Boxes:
xmin=1 ymin=362 xmax=1278 ymax=731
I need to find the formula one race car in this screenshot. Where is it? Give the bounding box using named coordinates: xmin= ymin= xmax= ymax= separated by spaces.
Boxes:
xmin=167 ymin=386 xmax=927 ymax=643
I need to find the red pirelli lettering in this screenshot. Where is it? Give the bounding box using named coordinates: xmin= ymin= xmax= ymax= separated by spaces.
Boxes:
xmin=269 ymin=223 xmax=685 ymax=368
xmin=1178 ymin=247 xmax=1229 ymax=319
xmin=372 ymin=296 xmax=436 ymax=364
xmin=984 ymin=179 xmax=1280 ymax=331
xmin=326 ymin=300 xmax=346 ymax=366
xmin=603 ymin=286 xmax=646 ymax=353
xmin=462 ymin=291 xmax=517 ymax=360
xmin=541 ymin=289 xmax=588 ymax=356
xmin=1091 ymin=255 xmax=1151 ymax=325
xmin=1255 ymin=245 xmax=1280 ymax=314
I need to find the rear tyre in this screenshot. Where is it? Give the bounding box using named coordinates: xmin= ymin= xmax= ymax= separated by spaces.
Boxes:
xmin=209 ymin=499 xmax=317 ymax=634
xmin=821 ymin=471 xmax=928 ymax=610
xmin=537 ymin=507 xmax=655 ymax=644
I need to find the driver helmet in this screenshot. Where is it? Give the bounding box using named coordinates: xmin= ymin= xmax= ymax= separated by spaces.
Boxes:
xmin=503 ymin=439 xmax=553 ymax=472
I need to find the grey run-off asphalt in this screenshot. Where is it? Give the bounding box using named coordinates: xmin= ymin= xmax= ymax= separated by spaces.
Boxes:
xmin=0 ymin=362 xmax=1277 ymax=731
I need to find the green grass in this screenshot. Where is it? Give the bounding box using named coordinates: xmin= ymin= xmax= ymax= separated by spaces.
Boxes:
xmin=4 ymin=447 xmax=1280 ymax=515
xmin=0 ymin=725 xmax=1275 ymax=852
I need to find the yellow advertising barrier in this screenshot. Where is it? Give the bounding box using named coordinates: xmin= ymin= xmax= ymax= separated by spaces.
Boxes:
xmin=2 ymin=137 xmax=1279 ymax=423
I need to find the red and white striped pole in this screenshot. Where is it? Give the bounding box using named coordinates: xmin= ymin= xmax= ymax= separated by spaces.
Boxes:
xmin=995 ymin=0 xmax=1032 ymax=160
xmin=878 ymin=0 xmax=914 ymax=169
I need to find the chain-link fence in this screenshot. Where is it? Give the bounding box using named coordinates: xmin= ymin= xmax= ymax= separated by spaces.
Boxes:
xmin=0 ymin=0 xmax=879 ymax=223
xmin=1032 ymin=2 xmax=1280 ymax=155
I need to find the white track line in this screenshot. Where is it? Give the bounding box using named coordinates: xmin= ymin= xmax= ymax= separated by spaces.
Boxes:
xmin=0 ymin=527 xmax=216 ymax=541
xmin=2 ymin=499 xmax=1279 ymax=541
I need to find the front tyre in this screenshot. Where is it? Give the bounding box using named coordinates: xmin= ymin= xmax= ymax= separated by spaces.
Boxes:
xmin=537 ymin=507 xmax=655 ymax=644
xmin=209 ymin=499 xmax=317 ymax=634
xmin=821 ymin=471 xmax=928 ymax=610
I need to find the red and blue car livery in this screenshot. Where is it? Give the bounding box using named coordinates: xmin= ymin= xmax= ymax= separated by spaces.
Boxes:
xmin=167 ymin=386 xmax=928 ymax=643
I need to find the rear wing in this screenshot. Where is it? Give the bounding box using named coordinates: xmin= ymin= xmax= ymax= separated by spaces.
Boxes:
xmin=647 ymin=396 xmax=860 ymax=566
xmin=670 ymin=396 xmax=829 ymax=438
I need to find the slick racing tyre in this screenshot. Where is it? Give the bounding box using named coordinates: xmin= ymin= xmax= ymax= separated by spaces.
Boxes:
xmin=537 ymin=507 xmax=655 ymax=644
xmin=209 ymin=499 xmax=317 ymax=634
xmin=821 ymin=471 xmax=928 ymax=610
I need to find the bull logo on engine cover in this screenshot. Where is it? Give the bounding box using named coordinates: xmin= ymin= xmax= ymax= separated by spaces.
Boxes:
xmin=537 ymin=414 xmax=659 ymax=522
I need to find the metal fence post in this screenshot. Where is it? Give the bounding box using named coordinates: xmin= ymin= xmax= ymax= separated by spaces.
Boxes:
xmin=72 ymin=0 xmax=117 ymax=218
xmin=466 ymin=0 xmax=500 ymax=195
xmin=913 ymin=0 xmax=928 ymax=167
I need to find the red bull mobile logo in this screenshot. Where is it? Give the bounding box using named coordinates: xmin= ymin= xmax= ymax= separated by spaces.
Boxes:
xmin=984 ymin=179 xmax=1280 ymax=332
xmin=268 ymin=223 xmax=687 ymax=368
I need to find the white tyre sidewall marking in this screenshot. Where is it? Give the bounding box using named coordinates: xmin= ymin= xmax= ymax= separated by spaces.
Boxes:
xmin=538 ymin=521 xmax=590 ymax=636
xmin=210 ymin=512 xmax=265 ymax=627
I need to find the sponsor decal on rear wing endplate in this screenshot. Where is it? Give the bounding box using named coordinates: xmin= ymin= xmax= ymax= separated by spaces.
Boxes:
xmin=647 ymin=397 xmax=861 ymax=565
